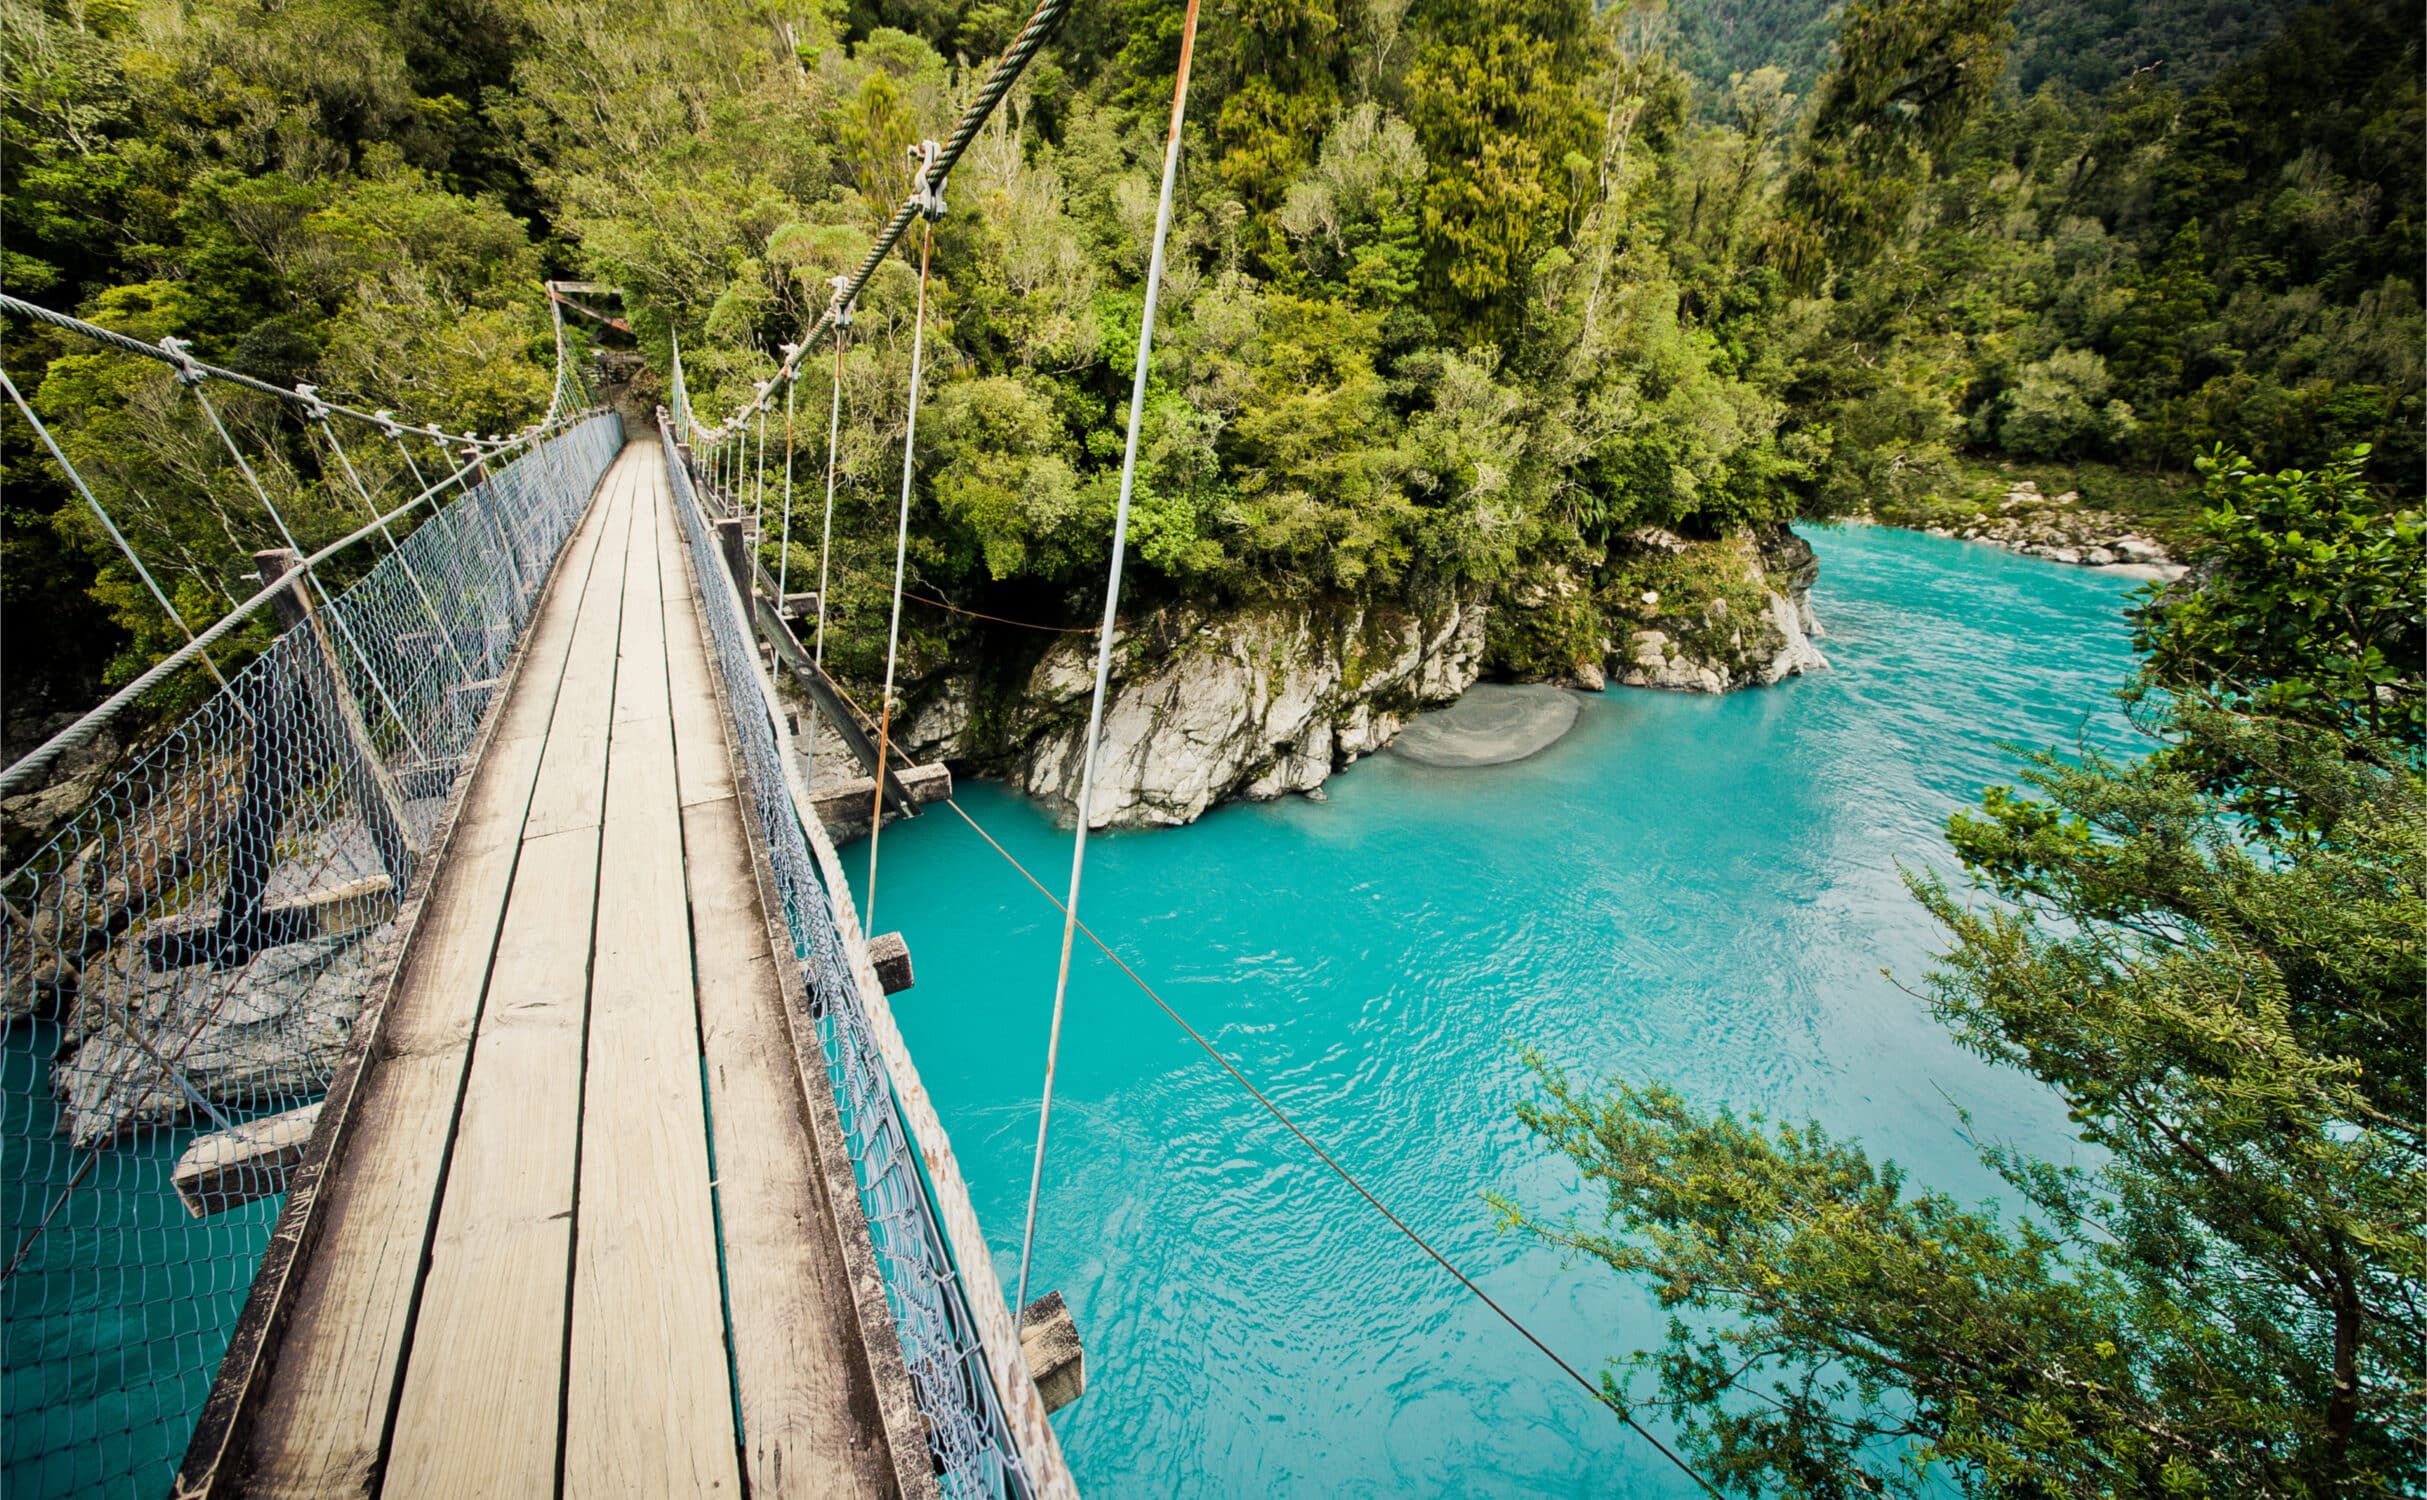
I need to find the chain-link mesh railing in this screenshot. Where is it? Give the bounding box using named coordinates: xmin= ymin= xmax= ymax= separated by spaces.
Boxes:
xmin=658 ymin=415 xmax=1031 ymax=1500
xmin=1 ymin=412 xmax=622 ymax=1500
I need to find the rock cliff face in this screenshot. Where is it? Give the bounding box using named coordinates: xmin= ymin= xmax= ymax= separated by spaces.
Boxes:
xmin=901 ymin=598 xmax=1487 ymax=828
xmin=858 ymin=528 xmax=1827 ymax=832
xmin=1608 ymin=527 xmax=1829 ymax=694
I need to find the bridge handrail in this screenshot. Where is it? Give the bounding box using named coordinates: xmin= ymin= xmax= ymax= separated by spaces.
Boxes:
xmin=659 ymin=411 xmax=1078 ymax=1500
xmin=0 ymin=289 xmax=602 ymax=799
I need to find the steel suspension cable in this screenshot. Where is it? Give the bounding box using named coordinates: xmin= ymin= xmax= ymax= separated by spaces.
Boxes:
xmin=863 ymin=208 xmax=939 ymax=934
xmin=185 ymin=378 xmax=430 ymax=766
xmin=1014 ymin=0 xmax=1202 ymax=1323
xmin=0 ymin=292 xmax=534 ymax=456
xmin=680 ymin=0 xmax=1072 ymax=442
xmin=0 ymin=368 xmax=235 ymax=697
xmin=753 ymin=395 xmax=768 ymax=548
xmin=814 ymin=317 xmax=846 ymax=671
xmin=777 ymin=373 xmax=799 ymax=603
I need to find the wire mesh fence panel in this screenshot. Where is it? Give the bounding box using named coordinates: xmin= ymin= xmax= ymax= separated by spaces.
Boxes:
xmin=0 ymin=412 xmax=622 ymax=1500
xmin=659 ymin=422 xmax=1032 ymax=1500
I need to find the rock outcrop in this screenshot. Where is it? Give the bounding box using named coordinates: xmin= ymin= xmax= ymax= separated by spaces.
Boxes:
xmin=816 ymin=527 xmax=1827 ymax=833
xmin=1608 ymin=527 xmax=1829 ymax=695
xmin=902 ymin=597 xmax=1488 ymax=828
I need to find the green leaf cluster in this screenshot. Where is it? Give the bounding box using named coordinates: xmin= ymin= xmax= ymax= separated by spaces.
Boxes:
xmin=1509 ymin=451 xmax=2426 ymax=1493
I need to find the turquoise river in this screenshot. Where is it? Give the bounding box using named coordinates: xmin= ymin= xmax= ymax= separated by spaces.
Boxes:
xmin=853 ymin=522 xmax=2151 ymax=1497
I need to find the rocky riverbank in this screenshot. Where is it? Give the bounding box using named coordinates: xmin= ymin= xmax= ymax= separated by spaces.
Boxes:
xmin=1606 ymin=527 xmax=1830 ymax=694
xmin=1912 ymin=480 xmax=2189 ymax=580
xmin=889 ymin=596 xmax=1487 ymax=828
xmin=812 ymin=525 xmax=1830 ymax=831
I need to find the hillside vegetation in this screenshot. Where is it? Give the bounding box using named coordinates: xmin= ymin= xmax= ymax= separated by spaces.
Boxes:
xmin=3 ymin=0 xmax=2420 ymax=725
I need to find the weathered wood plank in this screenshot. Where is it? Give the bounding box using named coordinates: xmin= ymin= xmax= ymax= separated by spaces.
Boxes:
xmin=561 ymin=448 xmax=740 ymax=1499
xmin=173 ymin=1103 xmax=322 ymax=1218
xmin=220 ymin=456 xmax=631 ymax=1500
xmin=1019 ymin=1292 xmax=1087 ymax=1416
xmin=868 ymin=931 xmax=913 ymax=995
xmin=659 ymin=468 xmax=895 ymax=1500
xmin=519 ymin=463 xmax=640 ymax=842
xmin=378 ymin=826 xmax=598 ymax=1499
xmin=380 ymin=466 xmax=639 ymax=1499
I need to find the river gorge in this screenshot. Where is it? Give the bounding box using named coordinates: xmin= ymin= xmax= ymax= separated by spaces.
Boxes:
xmin=857 ymin=521 xmax=2150 ymax=1496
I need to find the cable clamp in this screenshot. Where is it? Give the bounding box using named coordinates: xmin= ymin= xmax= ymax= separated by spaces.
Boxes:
xmin=158 ymin=337 xmax=205 ymax=386
xmin=828 ymin=273 xmax=858 ymax=329
xmin=909 ymin=141 xmax=947 ymax=221
xmin=372 ymin=409 xmax=405 ymax=438
xmin=293 ymin=383 xmax=330 ymax=421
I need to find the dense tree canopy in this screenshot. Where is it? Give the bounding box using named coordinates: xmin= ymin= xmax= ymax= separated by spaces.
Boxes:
xmin=4 ymin=0 xmax=2418 ymax=737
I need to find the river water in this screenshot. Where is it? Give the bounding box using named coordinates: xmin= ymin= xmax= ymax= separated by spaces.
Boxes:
xmin=855 ymin=523 xmax=2152 ymax=1497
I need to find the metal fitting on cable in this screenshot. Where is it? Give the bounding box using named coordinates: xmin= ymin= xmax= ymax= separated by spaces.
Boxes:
xmin=909 ymin=140 xmax=947 ymax=221
xmin=159 ymin=337 xmax=205 ymax=386
xmin=293 ymin=383 xmax=330 ymax=422
xmin=373 ymin=409 xmax=405 ymax=439
xmin=828 ymin=274 xmax=857 ymax=330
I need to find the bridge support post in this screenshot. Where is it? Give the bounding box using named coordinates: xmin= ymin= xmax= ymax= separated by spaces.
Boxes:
xmin=1018 ymin=1292 xmax=1086 ymax=1415
xmin=255 ymin=549 xmax=416 ymax=891
xmin=715 ymin=517 xmax=750 ymax=602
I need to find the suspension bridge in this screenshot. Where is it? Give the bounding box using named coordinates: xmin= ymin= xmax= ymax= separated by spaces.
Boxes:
xmin=0 ymin=0 xmax=1734 ymax=1493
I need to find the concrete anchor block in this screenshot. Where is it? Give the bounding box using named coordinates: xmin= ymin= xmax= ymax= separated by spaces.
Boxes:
xmin=1019 ymin=1291 xmax=1086 ymax=1414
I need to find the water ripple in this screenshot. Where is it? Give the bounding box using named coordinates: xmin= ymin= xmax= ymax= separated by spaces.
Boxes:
xmin=869 ymin=525 xmax=2142 ymax=1497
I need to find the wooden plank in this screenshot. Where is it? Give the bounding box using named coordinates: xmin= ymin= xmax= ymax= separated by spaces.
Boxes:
xmin=207 ymin=452 xmax=628 ymax=1499
xmin=1018 ymin=1292 xmax=1087 ymax=1415
xmin=173 ymin=1103 xmax=322 ymax=1218
xmin=380 ymin=463 xmax=641 ymax=1499
xmin=379 ymin=830 xmax=598 ymax=1500
xmin=561 ymin=451 xmax=740 ymax=1498
xmin=520 ymin=458 xmax=640 ymax=842
xmin=658 ymin=460 xmax=895 ymax=1500
xmin=868 ymin=932 xmax=913 ymax=994
xmin=663 ymin=421 xmax=1074 ymax=1495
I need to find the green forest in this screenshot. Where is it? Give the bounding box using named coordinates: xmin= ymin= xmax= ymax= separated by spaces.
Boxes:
xmin=2 ymin=0 xmax=2421 ymax=1493
xmin=4 ymin=0 xmax=2420 ymax=737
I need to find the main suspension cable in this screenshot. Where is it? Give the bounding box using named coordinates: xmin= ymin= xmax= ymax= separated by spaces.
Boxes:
xmin=0 ymin=368 xmax=235 ymax=697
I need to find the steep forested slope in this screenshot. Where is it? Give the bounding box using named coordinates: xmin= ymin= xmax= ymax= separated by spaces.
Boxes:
xmin=4 ymin=0 xmax=2420 ymax=745
xmin=1668 ymin=0 xmax=2315 ymax=96
xmin=0 ymin=0 xmax=567 ymax=747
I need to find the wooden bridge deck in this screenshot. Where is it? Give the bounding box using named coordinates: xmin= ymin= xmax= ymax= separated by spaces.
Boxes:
xmin=179 ymin=440 xmax=909 ymax=1498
